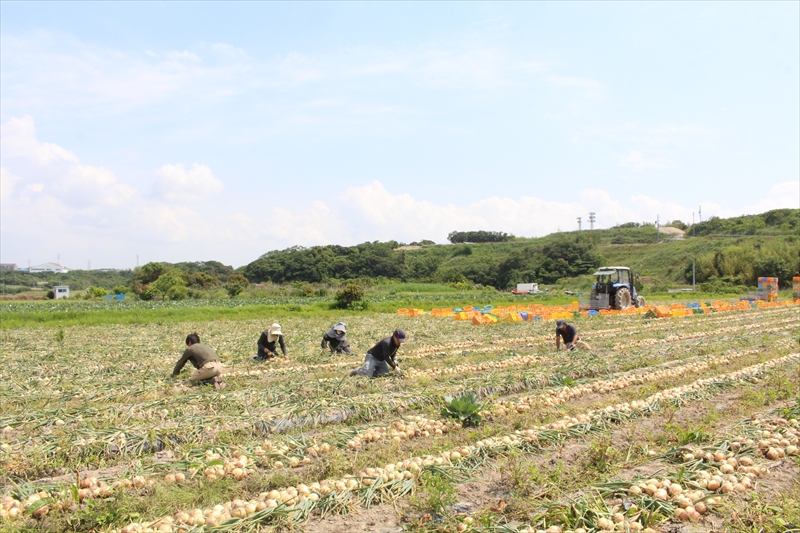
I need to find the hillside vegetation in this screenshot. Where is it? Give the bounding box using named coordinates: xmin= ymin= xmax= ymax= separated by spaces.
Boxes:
xmin=2 ymin=209 xmax=797 ymax=299
xmin=243 ymin=208 xmax=799 ymax=290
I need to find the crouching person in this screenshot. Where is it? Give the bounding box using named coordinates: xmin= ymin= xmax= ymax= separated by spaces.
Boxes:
xmin=349 ymin=329 xmax=405 ymax=378
xmin=321 ymin=322 xmax=351 ymax=354
xmin=254 ymin=323 xmax=288 ymax=361
xmin=555 ymin=320 xmax=592 ymax=352
xmin=171 ymin=333 xmax=226 ymax=390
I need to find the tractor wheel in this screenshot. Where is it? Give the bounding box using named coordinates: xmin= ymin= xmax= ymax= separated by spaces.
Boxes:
xmin=615 ymin=287 xmax=632 ymax=310
xmin=635 ymin=295 xmax=646 ymax=308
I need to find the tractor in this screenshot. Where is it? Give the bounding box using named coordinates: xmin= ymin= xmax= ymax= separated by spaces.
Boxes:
xmin=588 ymin=266 xmax=645 ymax=310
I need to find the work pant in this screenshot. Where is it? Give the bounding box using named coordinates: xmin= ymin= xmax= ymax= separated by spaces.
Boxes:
xmin=570 ymin=337 xmax=592 ymax=351
xmin=355 ymin=354 xmax=391 ymax=378
xmin=255 ymin=350 xmax=280 ymax=360
xmin=330 ymin=341 xmax=352 ymax=354
xmin=189 ymin=361 xmax=223 ymax=382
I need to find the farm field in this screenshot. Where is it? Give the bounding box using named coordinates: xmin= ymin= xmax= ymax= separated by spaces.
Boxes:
xmin=1 ymin=303 xmax=799 ymax=533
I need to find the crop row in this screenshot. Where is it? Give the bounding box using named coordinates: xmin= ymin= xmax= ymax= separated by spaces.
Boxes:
xmin=2 ymin=329 xmax=792 ymax=482
xmin=513 ymin=401 xmax=800 ymax=533
xmin=3 ymin=349 xmax=793 ymax=532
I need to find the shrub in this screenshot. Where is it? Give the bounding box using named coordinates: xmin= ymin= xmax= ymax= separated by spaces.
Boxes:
xmin=225 ymin=273 xmax=249 ymax=298
xmin=334 ymin=283 xmax=366 ymax=309
xmin=84 ymin=286 xmax=108 ymax=299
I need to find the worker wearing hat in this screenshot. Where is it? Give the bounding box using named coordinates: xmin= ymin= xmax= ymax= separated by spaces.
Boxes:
xmin=555 ymin=319 xmax=591 ymax=351
xmin=349 ymin=329 xmax=405 ymax=377
xmin=254 ymin=323 xmax=288 ymax=361
xmin=321 ymin=322 xmax=352 ymax=354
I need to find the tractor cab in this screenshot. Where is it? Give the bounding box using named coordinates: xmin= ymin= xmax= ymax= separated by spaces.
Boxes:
xmin=589 ymin=266 xmax=645 ymax=310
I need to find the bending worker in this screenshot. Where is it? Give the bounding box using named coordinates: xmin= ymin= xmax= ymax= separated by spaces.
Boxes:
xmin=349 ymin=329 xmax=405 ymax=377
xmin=321 ymin=322 xmax=351 ymax=354
xmin=555 ymin=319 xmax=592 ymax=351
xmin=254 ymin=323 xmax=288 ymax=361
xmin=171 ymin=333 xmax=226 ymax=390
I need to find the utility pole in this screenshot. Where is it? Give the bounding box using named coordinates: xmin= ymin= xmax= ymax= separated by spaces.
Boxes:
xmin=588 ymin=212 xmax=596 ymax=230
xmin=577 ymin=217 xmax=582 ymax=231
xmin=699 ymin=205 xmax=702 ymax=222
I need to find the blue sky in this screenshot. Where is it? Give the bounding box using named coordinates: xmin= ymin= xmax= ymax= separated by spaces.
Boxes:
xmin=1 ymin=1 xmax=798 ymax=269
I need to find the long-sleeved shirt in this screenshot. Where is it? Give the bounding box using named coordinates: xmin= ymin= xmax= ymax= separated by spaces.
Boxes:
xmin=367 ymin=337 xmax=400 ymax=368
xmin=321 ymin=333 xmax=347 ymax=350
xmin=172 ymin=343 xmax=220 ymax=376
xmin=556 ymin=324 xmax=578 ymax=344
xmin=257 ymin=331 xmax=287 ymax=356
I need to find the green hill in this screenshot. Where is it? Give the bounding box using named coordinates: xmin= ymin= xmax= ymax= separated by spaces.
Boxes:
xmin=242 ymin=208 xmax=799 ymax=292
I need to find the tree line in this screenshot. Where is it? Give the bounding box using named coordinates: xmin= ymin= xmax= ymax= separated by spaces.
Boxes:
xmin=447 ymin=230 xmax=513 ymax=243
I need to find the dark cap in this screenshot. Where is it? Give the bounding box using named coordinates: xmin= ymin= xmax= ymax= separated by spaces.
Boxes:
xmin=393 ymin=328 xmax=406 ymax=343
xmin=556 ymin=319 xmax=566 ymax=328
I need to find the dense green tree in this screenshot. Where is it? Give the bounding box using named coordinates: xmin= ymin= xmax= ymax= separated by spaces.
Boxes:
xmin=334 ymin=283 xmax=366 ymax=309
xmin=447 ymin=230 xmax=512 ymax=244
xmin=225 ymin=273 xmax=249 ymax=297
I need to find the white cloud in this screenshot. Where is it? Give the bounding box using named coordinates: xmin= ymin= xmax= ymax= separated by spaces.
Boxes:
xmin=2 ymin=117 xmax=792 ymax=269
xmin=575 ymin=122 xmax=708 ymax=147
xmin=620 ymin=150 xmax=675 ymax=171
xmin=0 ymin=34 xmax=255 ymax=115
xmin=0 ymin=167 xmax=19 ymax=203
xmin=59 ymin=165 xmax=138 ymax=208
xmin=0 ymin=115 xmax=78 ymax=164
xmin=741 ymin=181 xmax=800 ymax=213
xmin=547 ymin=75 xmax=608 ymax=100
xmin=152 ymin=163 xmax=224 ymax=202
xmin=340 ymin=181 xmax=619 ymax=241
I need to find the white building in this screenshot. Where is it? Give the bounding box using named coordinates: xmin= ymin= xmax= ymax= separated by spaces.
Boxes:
xmin=53 ymin=286 xmax=70 ymax=299
xmin=27 ymin=262 xmax=70 ymax=273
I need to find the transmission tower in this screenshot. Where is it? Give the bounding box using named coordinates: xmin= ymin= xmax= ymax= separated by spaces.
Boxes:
xmin=588 ymin=212 xmax=596 ymax=230
xmin=577 ymin=217 xmax=582 ymax=230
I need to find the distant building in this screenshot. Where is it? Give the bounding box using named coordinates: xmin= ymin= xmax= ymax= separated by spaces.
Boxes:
xmin=26 ymin=262 xmax=70 ymax=273
xmin=53 ymin=285 xmax=70 ymax=299
xmin=0 ymin=263 xmax=17 ymax=271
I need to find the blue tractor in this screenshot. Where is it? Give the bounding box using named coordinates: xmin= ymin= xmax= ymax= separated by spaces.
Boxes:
xmin=588 ymin=266 xmax=645 ymax=310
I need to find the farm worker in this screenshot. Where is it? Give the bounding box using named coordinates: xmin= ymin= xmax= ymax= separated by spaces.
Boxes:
xmin=555 ymin=319 xmax=591 ymax=351
xmin=321 ymin=322 xmax=352 ymax=354
xmin=349 ymin=329 xmax=405 ymax=378
xmin=171 ymin=333 xmax=226 ymax=390
xmin=254 ymin=323 xmax=288 ymax=361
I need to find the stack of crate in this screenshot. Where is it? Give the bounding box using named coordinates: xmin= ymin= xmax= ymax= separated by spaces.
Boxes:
xmin=757 ymin=277 xmax=779 ymax=302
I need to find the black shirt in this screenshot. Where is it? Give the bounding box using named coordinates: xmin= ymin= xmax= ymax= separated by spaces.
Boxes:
xmin=321 ymin=333 xmax=346 ymax=349
xmin=257 ymin=331 xmax=287 ymax=356
xmin=367 ymin=337 xmax=399 ymax=368
xmin=556 ymin=324 xmax=577 ymax=344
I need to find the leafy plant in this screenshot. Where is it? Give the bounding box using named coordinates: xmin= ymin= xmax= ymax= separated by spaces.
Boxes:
xmin=411 ymin=470 xmax=458 ymax=513
xmin=334 ymin=283 xmax=366 ymax=310
xmin=224 ymin=273 xmax=249 ymax=298
xmin=441 ymin=393 xmax=483 ymax=427
xmin=666 ymin=424 xmax=711 ymax=445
